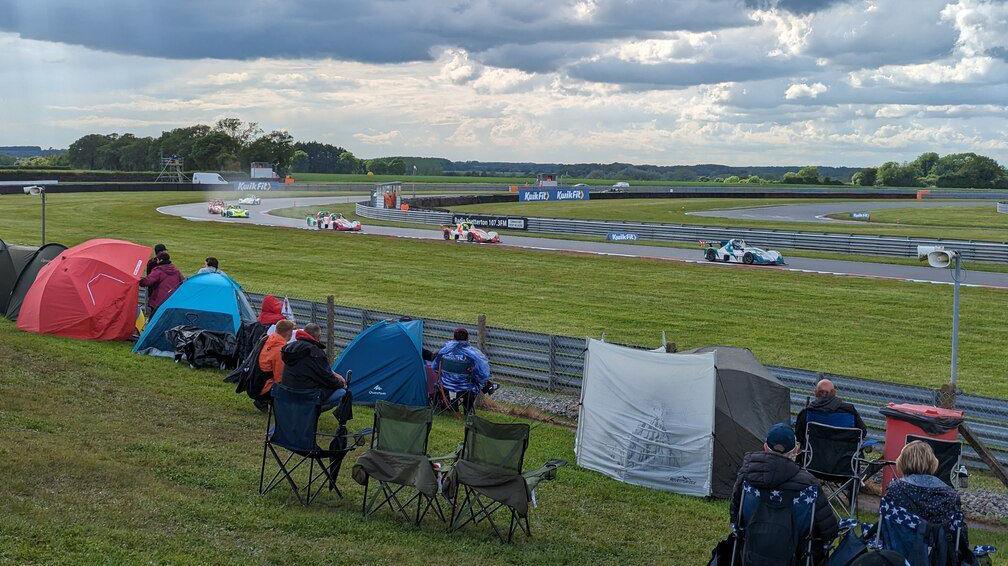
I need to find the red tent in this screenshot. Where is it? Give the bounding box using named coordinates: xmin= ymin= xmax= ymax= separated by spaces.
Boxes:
xmin=16 ymin=239 xmax=152 ymax=340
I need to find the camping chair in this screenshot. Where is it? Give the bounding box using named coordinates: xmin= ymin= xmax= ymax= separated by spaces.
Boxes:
xmin=803 ymin=421 xmax=881 ymax=519
xmin=431 ymin=356 xmax=478 ymax=417
xmin=905 ymin=435 xmax=966 ymax=489
xmin=874 ymin=498 xmax=963 ymax=565
xmin=731 ymin=480 xmax=819 ymax=566
xmin=445 ymin=415 xmax=565 ymax=543
xmin=259 ymin=383 xmax=368 ymax=505
xmin=352 ymin=401 xmax=460 ymax=525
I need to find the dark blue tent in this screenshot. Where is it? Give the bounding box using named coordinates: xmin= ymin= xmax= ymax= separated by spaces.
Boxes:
xmin=332 ymin=319 xmax=428 ymax=407
xmin=133 ymin=272 xmax=256 ymax=356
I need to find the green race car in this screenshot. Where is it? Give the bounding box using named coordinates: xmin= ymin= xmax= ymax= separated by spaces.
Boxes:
xmin=221 ymin=205 xmax=249 ymax=218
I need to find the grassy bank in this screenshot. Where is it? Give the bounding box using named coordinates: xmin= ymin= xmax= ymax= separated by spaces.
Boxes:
xmin=831 ymin=205 xmax=1008 ymax=232
xmin=3 ymin=192 xmax=1008 ymax=397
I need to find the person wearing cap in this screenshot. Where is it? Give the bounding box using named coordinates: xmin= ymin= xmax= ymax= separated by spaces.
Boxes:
xmin=431 ymin=327 xmax=492 ymax=414
xmin=794 ymin=378 xmax=867 ymax=450
xmin=729 ymin=423 xmax=838 ymax=560
xmin=146 ymin=243 xmax=167 ymax=275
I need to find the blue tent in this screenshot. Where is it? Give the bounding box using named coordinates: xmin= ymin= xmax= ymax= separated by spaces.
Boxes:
xmin=133 ymin=272 xmax=256 ymax=356
xmin=332 ymin=319 xmax=428 ymax=407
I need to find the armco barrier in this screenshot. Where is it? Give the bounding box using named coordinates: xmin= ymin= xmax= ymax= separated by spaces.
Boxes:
xmin=356 ymin=202 xmax=1008 ymax=262
xmin=235 ymin=290 xmax=1008 ymax=470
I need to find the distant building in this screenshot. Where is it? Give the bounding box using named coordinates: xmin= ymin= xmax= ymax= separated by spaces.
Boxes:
xmin=536 ymin=173 xmax=558 ymax=188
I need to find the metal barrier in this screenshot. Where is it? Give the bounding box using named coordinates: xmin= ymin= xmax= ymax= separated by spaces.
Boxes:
xmin=356 ymin=202 xmax=1008 ymax=262
xmin=998 ymin=202 xmax=1008 ymax=214
xmin=238 ymin=290 xmax=1008 ymax=469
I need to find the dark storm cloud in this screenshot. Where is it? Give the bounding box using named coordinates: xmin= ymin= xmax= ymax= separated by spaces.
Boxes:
xmin=568 ymin=56 xmax=811 ymax=88
xmin=744 ymin=0 xmax=852 ymax=14
xmin=0 ymin=0 xmax=750 ymax=63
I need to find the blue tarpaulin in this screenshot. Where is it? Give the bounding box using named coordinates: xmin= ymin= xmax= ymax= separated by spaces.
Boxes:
xmin=332 ymin=319 xmax=429 ymax=407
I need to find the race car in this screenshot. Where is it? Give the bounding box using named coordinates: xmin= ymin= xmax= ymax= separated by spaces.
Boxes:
xmin=308 ymin=211 xmax=362 ymax=231
xmin=442 ymin=222 xmax=500 ymax=243
xmin=701 ymin=239 xmax=784 ymax=265
xmin=207 ymin=199 xmax=226 ymax=214
xmin=221 ymin=205 xmax=249 ymax=218
xmin=237 ymin=195 xmax=261 ymax=206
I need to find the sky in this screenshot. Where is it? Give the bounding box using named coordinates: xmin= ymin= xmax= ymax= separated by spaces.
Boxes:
xmin=1 ymin=0 xmax=1007 ymax=167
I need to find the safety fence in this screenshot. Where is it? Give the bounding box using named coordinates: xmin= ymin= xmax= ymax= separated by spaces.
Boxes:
xmin=356 ymin=203 xmax=1008 ymax=263
xmin=240 ymin=291 xmax=1008 ymax=470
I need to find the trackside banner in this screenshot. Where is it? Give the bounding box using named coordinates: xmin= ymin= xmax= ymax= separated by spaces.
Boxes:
xmin=518 ymin=188 xmax=590 ymax=202
xmin=231 ymin=180 xmax=284 ymax=191
xmin=451 ymin=214 xmax=527 ymax=230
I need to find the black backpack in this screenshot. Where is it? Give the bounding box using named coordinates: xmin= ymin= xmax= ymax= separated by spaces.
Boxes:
xmin=742 ymin=488 xmax=803 ymax=566
xmin=224 ymin=333 xmax=271 ymax=400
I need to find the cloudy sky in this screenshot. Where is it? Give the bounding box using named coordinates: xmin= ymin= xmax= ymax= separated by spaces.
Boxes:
xmin=2 ymin=0 xmax=1007 ymax=166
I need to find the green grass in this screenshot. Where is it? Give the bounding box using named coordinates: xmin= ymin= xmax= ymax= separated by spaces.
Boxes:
xmin=831 ymin=205 xmax=1008 ymax=232
xmin=451 ymin=199 xmax=1008 ymax=243
xmin=3 ymin=192 xmax=1008 ymax=398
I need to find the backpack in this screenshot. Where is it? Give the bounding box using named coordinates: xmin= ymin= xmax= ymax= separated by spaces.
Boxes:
xmin=741 ymin=488 xmax=804 ymax=566
xmin=224 ymin=333 xmax=271 ymax=399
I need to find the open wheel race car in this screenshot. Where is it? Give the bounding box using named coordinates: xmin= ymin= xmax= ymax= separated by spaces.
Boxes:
xmin=221 ymin=205 xmax=249 ymax=218
xmin=702 ymin=239 xmax=784 ymax=265
xmin=442 ymin=222 xmax=500 ymax=243
xmin=237 ymin=195 xmax=261 ymax=206
xmin=207 ymin=199 xmax=226 ymax=214
xmin=306 ymin=211 xmax=362 ymax=231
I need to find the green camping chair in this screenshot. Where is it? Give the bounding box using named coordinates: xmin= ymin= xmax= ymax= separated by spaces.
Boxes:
xmin=445 ymin=415 xmax=565 ymax=543
xmin=352 ymin=401 xmax=459 ymax=525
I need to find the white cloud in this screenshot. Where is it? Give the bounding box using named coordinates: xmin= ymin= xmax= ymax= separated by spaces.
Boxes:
xmin=785 ymin=81 xmax=828 ymax=99
xmin=353 ymin=130 xmax=402 ymax=145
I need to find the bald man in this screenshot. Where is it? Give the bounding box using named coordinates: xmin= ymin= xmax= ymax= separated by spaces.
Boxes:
xmin=794 ymin=378 xmax=867 ymax=450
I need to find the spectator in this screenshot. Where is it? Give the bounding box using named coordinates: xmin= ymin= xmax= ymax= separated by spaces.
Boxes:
xmin=281 ymin=323 xmax=347 ymax=412
xmin=258 ymin=295 xmax=286 ymax=330
xmin=730 ymin=423 xmax=838 ymax=563
xmin=253 ymin=320 xmax=295 ymax=412
xmin=139 ymin=252 xmax=184 ymax=317
xmin=197 ymin=256 xmax=225 ymax=276
xmin=794 ymin=378 xmax=867 ymax=449
xmin=146 ymin=243 xmax=167 ymax=276
xmin=880 ymin=441 xmax=969 ymax=561
xmin=431 ymin=326 xmax=492 ymax=414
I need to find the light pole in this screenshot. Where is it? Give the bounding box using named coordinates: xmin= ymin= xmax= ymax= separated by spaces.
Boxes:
xmin=23 ymin=185 xmax=46 ymax=245
xmin=919 ymin=246 xmax=963 ymax=403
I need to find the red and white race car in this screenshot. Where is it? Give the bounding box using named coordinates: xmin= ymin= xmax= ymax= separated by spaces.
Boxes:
xmin=307 ymin=211 xmax=362 ymax=231
xmin=208 ymin=199 xmax=226 ymax=214
xmin=442 ymin=222 xmax=500 ymax=243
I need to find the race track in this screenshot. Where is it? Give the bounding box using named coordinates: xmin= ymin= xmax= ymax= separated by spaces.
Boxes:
xmin=158 ymin=197 xmax=1008 ymax=289
xmin=690 ymin=199 xmax=995 ymax=223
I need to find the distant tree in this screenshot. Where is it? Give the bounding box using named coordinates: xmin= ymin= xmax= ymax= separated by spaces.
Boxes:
xmin=928 ymin=153 xmax=1008 ymax=189
xmin=875 ymin=161 xmax=922 ymax=187
xmin=910 ymin=152 xmax=939 ymax=177
xmin=242 ymin=130 xmax=297 ymax=175
xmin=67 ymin=134 xmax=112 ymax=169
xmin=851 ymin=167 xmax=877 ymax=186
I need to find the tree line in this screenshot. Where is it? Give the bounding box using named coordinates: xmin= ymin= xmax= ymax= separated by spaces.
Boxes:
xmin=851 ymin=152 xmax=1008 ymax=189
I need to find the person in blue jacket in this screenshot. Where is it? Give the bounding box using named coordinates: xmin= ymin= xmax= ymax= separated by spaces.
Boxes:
xmin=432 ymin=327 xmax=493 ymax=414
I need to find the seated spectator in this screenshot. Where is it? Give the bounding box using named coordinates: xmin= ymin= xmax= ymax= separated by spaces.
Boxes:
xmin=197 ymin=256 xmax=225 ymax=276
xmin=259 ymin=295 xmax=285 ymax=330
xmin=431 ymin=327 xmax=492 ymax=414
xmin=146 ymin=243 xmax=166 ymax=276
xmin=795 ymin=378 xmax=867 ymax=449
xmin=730 ymin=423 xmax=838 ymax=564
xmin=879 ymin=441 xmax=969 ymax=563
xmin=281 ymin=323 xmax=347 ymax=412
xmin=258 ymin=319 xmax=295 ymax=402
xmin=139 ymin=251 xmax=184 ymax=317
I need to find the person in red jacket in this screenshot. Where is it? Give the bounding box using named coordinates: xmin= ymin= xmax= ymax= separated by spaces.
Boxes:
xmin=258 ymin=295 xmax=285 ymax=327
xmin=139 ymin=252 xmax=184 ymax=316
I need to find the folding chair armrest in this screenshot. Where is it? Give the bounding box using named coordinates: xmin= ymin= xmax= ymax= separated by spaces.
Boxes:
xmin=522 ymin=458 xmax=567 ymax=482
xmin=431 ymin=443 xmax=463 ymax=463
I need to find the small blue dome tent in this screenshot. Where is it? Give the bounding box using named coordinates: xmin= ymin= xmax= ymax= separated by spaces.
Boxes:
xmin=332 ymin=319 xmax=428 ymax=407
xmin=133 ymin=272 xmax=256 ymax=356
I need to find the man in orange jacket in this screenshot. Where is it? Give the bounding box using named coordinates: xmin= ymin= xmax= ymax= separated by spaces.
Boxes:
xmin=259 ymin=320 xmax=295 ymax=397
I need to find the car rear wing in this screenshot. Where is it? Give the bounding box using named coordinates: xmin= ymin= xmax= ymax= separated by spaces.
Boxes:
xmin=699 ymin=240 xmax=728 ymax=248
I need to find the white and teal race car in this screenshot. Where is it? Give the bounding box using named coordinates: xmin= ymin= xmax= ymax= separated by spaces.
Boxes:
xmin=702 ymin=239 xmax=785 ymax=265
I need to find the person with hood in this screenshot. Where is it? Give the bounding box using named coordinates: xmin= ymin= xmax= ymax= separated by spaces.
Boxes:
xmin=281 ymin=323 xmax=347 ymax=411
xmin=431 ymin=326 xmax=492 ymax=414
xmin=729 ymin=423 xmax=838 ymax=564
xmin=879 ymin=441 xmax=970 ymax=563
xmin=146 ymin=243 xmax=167 ymax=275
xmin=139 ymin=251 xmax=184 ymax=316
xmin=794 ymin=378 xmax=867 ymax=450
xmin=258 ymin=294 xmax=286 ymax=332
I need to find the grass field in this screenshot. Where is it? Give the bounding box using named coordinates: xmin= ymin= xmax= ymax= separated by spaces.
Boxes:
xmin=3 ymin=191 xmax=1008 ymax=397
xmin=451 ymin=199 xmax=1008 ymax=243
xmin=831 ymin=205 xmax=1008 ymax=231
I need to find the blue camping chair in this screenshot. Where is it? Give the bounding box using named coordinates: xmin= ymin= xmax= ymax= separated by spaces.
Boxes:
xmin=259 ymin=382 xmax=369 ymax=505
xmin=874 ymin=499 xmax=961 ymax=565
xmin=731 ymin=480 xmax=820 ymax=565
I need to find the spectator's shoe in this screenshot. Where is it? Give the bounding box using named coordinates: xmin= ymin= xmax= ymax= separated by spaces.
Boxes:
xmin=253 ymin=399 xmax=269 ymax=413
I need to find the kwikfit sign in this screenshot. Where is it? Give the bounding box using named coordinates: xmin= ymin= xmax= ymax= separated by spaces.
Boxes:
xmin=518 ymin=188 xmax=590 ymax=202
xmin=232 ymin=180 xmax=282 ymax=191
xmin=606 ymin=232 xmax=639 ymax=242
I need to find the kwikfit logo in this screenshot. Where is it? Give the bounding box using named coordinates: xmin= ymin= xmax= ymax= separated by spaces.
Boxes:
xmin=523 ymin=191 xmax=549 ymax=201
xmin=556 ymin=190 xmax=584 ymax=200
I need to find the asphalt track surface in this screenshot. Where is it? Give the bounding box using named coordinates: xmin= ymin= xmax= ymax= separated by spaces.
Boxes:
xmin=691 ymin=199 xmax=995 ymax=223
xmin=158 ymin=197 xmax=1008 ymax=289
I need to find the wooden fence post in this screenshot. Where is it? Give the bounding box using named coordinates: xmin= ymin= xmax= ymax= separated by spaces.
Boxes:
xmin=326 ymin=295 xmax=335 ymax=364
xmin=477 ymin=314 xmax=487 ymax=352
